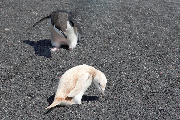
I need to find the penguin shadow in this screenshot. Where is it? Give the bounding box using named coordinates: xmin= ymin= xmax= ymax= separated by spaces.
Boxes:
xmin=23 ymin=39 xmax=52 ymax=58
xmin=44 ymin=93 xmax=99 ymax=114
xmin=23 ymin=39 xmax=69 ymax=58
xmin=47 ymin=93 xmax=99 ymax=105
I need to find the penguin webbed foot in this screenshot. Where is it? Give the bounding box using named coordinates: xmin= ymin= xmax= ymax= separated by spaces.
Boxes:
xmin=51 ymin=47 xmax=59 ymax=52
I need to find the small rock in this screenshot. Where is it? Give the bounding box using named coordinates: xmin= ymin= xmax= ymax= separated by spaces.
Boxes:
xmin=5 ymin=28 xmax=10 ymax=31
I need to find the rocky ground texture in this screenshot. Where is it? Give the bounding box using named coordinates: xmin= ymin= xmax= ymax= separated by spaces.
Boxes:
xmin=1 ymin=0 xmax=180 ymax=119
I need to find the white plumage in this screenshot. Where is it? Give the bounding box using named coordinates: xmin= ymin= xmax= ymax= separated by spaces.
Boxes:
xmin=46 ymin=64 xmax=107 ymax=109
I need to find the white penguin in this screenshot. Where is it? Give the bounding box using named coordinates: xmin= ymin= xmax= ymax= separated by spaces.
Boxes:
xmin=32 ymin=10 xmax=79 ymax=51
xmin=46 ymin=64 xmax=107 ymax=109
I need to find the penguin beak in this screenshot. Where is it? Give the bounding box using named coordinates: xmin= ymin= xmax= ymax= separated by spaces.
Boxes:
xmin=99 ymin=86 xmax=105 ymax=96
xmin=101 ymin=90 xmax=105 ymax=96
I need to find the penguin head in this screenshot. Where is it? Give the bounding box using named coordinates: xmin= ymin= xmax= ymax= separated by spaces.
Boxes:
xmin=93 ymin=71 xmax=107 ymax=95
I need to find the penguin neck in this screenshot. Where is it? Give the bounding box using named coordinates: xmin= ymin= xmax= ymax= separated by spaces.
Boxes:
xmin=67 ymin=28 xmax=75 ymax=36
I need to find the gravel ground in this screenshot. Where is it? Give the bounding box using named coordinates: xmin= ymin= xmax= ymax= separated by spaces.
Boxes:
xmin=1 ymin=0 xmax=180 ymax=119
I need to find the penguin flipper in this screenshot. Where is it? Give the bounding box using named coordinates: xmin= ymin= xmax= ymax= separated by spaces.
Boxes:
xmin=68 ymin=73 xmax=90 ymax=97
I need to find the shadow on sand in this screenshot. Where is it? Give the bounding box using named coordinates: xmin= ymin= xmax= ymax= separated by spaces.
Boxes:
xmin=47 ymin=94 xmax=99 ymax=105
xmin=23 ymin=39 xmax=52 ymax=58
xmin=23 ymin=39 xmax=69 ymax=58
xmin=44 ymin=93 xmax=99 ymax=114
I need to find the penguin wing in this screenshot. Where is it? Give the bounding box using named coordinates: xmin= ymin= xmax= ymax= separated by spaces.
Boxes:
xmin=68 ymin=12 xmax=82 ymax=34
xmin=67 ymin=73 xmax=90 ymax=97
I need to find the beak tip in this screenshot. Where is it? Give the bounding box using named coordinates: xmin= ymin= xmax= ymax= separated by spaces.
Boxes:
xmin=102 ymin=91 xmax=105 ymax=96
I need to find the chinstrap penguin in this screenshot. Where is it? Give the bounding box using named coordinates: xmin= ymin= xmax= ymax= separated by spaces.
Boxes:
xmin=46 ymin=64 xmax=107 ymax=109
xmin=32 ymin=10 xmax=79 ymax=51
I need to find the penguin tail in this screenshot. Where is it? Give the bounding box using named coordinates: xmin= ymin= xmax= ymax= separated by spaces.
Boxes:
xmin=46 ymin=98 xmax=62 ymax=109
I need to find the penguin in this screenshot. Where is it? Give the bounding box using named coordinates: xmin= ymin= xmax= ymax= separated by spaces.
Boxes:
xmin=32 ymin=10 xmax=79 ymax=51
xmin=46 ymin=64 xmax=107 ymax=109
